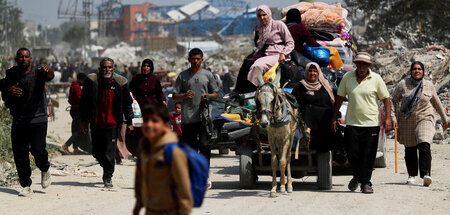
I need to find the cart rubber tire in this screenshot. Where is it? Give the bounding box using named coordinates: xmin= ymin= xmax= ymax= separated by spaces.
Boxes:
xmin=219 ymin=148 xmax=230 ymax=155
xmin=375 ymin=135 xmax=387 ymax=168
xmin=239 ymin=146 xmax=255 ymax=189
xmin=317 ymin=150 xmax=332 ymax=190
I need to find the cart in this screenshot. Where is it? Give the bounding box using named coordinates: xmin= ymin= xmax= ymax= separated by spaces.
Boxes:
xmin=236 ymin=94 xmax=388 ymax=190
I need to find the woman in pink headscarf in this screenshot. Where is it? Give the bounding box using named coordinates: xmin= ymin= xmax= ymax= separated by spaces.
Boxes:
xmin=247 ymin=5 xmax=294 ymax=86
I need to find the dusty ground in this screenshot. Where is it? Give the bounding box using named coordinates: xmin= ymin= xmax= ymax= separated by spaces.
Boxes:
xmin=1 ymin=99 xmax=450 ymax=215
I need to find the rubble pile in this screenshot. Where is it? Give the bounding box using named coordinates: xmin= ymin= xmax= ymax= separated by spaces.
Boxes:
xmin=99 ymin=36 xmax=253 ymax=75
xmin=374 ymin=49 xmax=449 ymax=87
xmin=102 ymin=42 xmax=140 ymax=66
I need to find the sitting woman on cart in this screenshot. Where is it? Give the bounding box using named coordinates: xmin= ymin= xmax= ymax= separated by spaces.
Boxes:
xmin=234 ymin=5 xmax=294 ymax=93
xmin=292 ymin=62 xmax=342 ymax=152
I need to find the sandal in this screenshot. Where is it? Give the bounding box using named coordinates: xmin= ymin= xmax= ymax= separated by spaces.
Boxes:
xmin=62 ymin=144 xmax=71 ymax=154
xmin=361 ymin=184 xmax=374 ymax=194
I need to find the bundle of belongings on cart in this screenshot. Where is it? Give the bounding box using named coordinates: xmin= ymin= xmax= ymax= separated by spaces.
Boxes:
xmin=281 ymin=1 xmax=355 ymax=88
xmin=233 ymin=2 xmax=355 ymax=94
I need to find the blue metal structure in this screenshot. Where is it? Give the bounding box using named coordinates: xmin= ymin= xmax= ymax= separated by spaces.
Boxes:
xmin=106 ymin=0 xmax=257 ymax=38
xmin=97 ymin=0 xmax=122 ymax=19
xmin=168 ymin=0 xmax=257 ymax=37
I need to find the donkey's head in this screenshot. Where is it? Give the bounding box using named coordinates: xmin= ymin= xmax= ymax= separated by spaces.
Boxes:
xmin=255 ymin=68 xmax=281 ymax=128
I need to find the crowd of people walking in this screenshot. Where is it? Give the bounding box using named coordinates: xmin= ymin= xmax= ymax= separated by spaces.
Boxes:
xmin=0 ymin=4 xmax=448 ymax=215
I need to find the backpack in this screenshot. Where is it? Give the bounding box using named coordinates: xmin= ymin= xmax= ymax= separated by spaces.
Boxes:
xmin=164 ymin=142 xmax=209 ymax=207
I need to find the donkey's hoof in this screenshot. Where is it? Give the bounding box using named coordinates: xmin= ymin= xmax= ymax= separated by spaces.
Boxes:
xmin=269 ymin=191 xmax=278 ymax=198
xmin=280 ymin=187 xmax=286 ymax=193
xmin=287 ymin=187 xmax=293 ymax=193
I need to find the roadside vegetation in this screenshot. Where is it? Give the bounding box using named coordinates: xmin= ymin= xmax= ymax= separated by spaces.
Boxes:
xmin=0 ymin=105 xmax=63 ymax=186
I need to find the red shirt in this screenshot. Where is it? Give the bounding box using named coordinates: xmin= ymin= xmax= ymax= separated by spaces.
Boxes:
xmin=170 ymin=112 xmax=182 ymax=136
xmin=68 ymin=81 xmax=82 ymax=111
xmin=288 ymin=23 xmax=321 ymax=54
xmin=94 ymin=80 xmax=117 ymax=128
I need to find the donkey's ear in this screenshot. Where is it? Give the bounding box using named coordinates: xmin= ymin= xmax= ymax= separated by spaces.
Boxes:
xmin=256 ymin=67 xmax=265 ymax=86
xmin=273 ymin=67 xmax=281 ymax=87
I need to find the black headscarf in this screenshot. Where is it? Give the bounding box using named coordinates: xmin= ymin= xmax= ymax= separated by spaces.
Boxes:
xmin=286 ymin=8 xmax=302 ymax=24
xmin=401 ymin=61 xmax=425 ymax=118
xmin=141 ymin=58 xmax=154 ymax=74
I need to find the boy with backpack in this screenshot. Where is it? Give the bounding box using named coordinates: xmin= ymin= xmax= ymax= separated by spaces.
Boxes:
xmin=134 ymin=103 xmax=209 ymax=215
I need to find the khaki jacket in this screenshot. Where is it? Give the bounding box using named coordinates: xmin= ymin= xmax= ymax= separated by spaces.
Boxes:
xmin=135 ymin=131 xmax=192 ymax=215
xmin=391 ymin=78 xmax=447 ymax=146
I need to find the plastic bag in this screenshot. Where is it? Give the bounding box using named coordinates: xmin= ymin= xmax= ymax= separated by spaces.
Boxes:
xmin=323 ymin=45 xmax=343 ymax=69
xmin=303 ymin=45 xmax=330 ymax=67
xmin=263 ymin=62 xmax=279 ymax=83
xmin=131 ymin=94 xmax=143 ymax=127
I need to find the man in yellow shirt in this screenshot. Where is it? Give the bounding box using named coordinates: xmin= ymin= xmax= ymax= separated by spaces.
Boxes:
xmin=331 ymin=52 xmax=392 ymax=194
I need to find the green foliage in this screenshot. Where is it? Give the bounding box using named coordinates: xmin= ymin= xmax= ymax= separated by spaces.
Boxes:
xmin=344 ymin=0 xmax=450 ymax=47
xmin=62 ymin=25 xmax=89 ymax=49
xmin=0 ymin=105 xmax=12 ymax=163
xmin=0 ymin=105 xmax=61 ymax=186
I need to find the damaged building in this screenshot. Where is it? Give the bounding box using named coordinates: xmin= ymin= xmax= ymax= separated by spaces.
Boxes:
xmin=97 ymin=0 xmax=259 ymax=51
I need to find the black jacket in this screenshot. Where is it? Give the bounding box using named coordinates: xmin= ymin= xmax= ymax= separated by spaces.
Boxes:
xmin=1 ymin=66 xmax=53 ymax=124
xmin=79 ymin=72 xmax=133 ymax=127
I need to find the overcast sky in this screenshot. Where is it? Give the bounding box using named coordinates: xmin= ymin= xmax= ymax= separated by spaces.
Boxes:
xmin=16 ymin=0 xmax=342 ymax=27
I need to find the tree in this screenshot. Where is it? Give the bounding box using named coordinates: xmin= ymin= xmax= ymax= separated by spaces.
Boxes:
xmin=344 ymin=0 xmax=450 ymax=47
xmin=0 ymin=1 xmax=28 ymax=56
xmin=62 ymin=24 xmax=89 ymax=49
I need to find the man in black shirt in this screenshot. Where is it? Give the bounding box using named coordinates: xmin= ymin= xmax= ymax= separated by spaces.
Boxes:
xmin=0 ymin=48 xmax=54 ymax=197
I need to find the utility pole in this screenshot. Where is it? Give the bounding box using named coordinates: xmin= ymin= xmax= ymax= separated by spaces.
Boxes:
xmin=58 ymin=0 xmax=93 ymax=58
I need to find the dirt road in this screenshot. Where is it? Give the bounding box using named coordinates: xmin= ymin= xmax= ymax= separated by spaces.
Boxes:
xmin=1 ymin=99 xmax=449 ymax=215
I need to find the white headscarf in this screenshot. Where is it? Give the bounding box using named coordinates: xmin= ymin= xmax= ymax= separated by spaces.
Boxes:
xmin=222 ymin=65 xmax=229 ymax=74
xmin=255 ymin=5 xmax=273 ymax=52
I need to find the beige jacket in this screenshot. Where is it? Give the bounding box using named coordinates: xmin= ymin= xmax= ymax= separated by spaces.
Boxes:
xmin=391 ymin=78 xmax=447 ymax=147
xmin=135 ymin=131 xmax=192 ymax=215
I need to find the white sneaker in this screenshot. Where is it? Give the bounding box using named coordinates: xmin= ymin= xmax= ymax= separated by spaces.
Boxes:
xmin=18 ymin=186 xmax=32 ymax=197
xmin=423 ymin=176 xmax=432 ymax=187
xmin=406 ymin=176 xmax=416 ymax=185
xmin=41 ymin=171 xmax=51 ymax=189
xmin=206 ymin=180 xmax=212 ymax=190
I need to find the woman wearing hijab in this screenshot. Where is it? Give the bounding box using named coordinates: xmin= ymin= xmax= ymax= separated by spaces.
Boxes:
xmin=130 ymin=59 xmax=166 ymax=107
xmin=292 ymin=62 xmax=339 ymax=152
xmin=391 ymin=61 xmax=448 ymax=186
xmin=126 ymin=59 xmax=166 ymax=157
xmin=246 ymin=5 xmax=295 ymax=87
xmin=285 ymin=8 xmax=320 ymax=54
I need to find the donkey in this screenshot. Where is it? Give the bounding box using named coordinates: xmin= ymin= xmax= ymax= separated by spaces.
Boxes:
xmin=255 ymin=70 xmax=298 ymax=197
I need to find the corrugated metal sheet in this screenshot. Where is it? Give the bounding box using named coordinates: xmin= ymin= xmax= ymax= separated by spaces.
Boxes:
xmin=167 ymin=10 xmax=186 ymax=22
xmin=179 ymin=1 xmax=210 ymax=16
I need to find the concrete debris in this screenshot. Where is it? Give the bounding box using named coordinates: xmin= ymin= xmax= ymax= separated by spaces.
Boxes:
xmin=436 ymin=54 xmax=445 ymax=60
xmin=101 ymin=42 xmax=141 ymax=67
xmin=51 ymin=167 xmax=99 ymax=177
xmin=97 ymin=36 xmax=252 ymax=77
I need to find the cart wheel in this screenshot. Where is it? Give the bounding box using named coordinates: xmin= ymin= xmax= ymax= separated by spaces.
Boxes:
xmin=375 ymin=135 xmax=387 ymax=168
xmin=239 ymin=146 xmax=255 ymax=189
xmin=219 ymin=148 xmax=230 ymax=155
xmin=317 ymin=150 xmax=332 ymax=190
